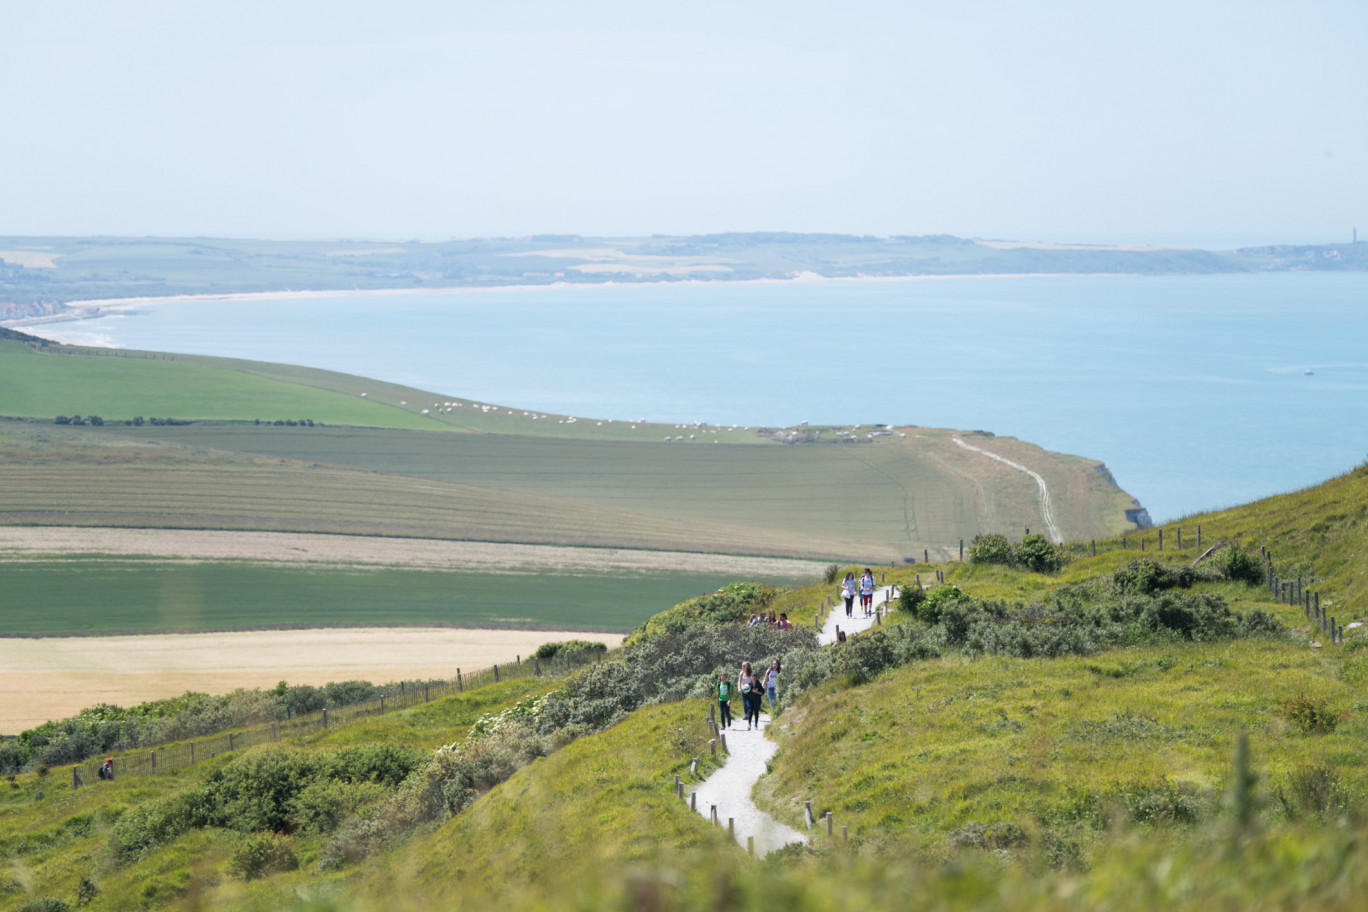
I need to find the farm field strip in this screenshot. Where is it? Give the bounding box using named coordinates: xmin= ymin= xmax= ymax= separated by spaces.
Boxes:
xmin=0 ymin=463 xmax=886 ymax=559
xmin=0 ymin=526 xmax=827 ymax=575
xmin=0 ymin=560 xmax=805 ymax=636
xmin=0 ymin=627 xmax=624 ymax=732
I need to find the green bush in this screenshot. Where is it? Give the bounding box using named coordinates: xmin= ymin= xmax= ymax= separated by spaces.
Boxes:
xmin=1112 ymin=559 xmax=1209 ymax=596
xmin=897 ymin=584 xmax=926 ymax=614
xmin=1014 ymin=533 xmax=1062 ymax=573
xmin=916 ymin=584 xmax=966 ymax=623
xmin=228 ymin=831 xmax=298 ymax=881
xmin=968 ymin=534 xmax=1013 ymax=566
xmin=1212 ymin=544 xmax=1266 ymax=586
xmin=1281 ymin=693 xmax=1343 ymax=735
xmin=535 ymin=640 xmax=608 ymax=661
xmin=627 ymin=582 xmax=779 ymax=642
xmin=824 ymin=563 xmax=842 ymax=585
xmin=18 ymin=899 xmax=71 ymax=912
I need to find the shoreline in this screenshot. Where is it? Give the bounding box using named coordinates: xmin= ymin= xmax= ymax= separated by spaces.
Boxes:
xmin=4 ymin=271 xmax=1131 ymax=333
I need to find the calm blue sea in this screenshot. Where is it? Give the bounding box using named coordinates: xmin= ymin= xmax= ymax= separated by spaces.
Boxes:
xmin=38 ymin=273 xmax=1368 ymax=522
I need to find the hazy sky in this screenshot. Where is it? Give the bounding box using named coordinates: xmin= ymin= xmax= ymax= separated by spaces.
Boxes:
xmin=2 ymin=1 xmax=1364 ymax=245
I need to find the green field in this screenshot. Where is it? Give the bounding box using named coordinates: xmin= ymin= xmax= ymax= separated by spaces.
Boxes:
xmin=0 ymin=560 xmax=812 ymax=635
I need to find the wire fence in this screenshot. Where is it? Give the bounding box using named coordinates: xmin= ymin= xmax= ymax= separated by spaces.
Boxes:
xmin=70 ymin=648 xmax=603 ymax=790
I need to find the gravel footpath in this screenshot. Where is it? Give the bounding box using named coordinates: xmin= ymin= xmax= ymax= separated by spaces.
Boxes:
xmin=689 ymin=583 xmax=898 ymax=856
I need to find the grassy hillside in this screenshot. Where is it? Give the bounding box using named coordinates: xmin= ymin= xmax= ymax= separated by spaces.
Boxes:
xmin=6 ymin=464 xmax=1368 ymax=910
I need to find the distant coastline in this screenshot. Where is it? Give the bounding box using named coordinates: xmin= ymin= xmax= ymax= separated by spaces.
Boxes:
xmin=9 ymin=271 xmax=1126 ymax=332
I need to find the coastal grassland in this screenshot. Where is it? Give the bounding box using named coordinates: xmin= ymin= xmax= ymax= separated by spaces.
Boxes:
xmin=0 ymin=559 xmax=807 ymax=635
xmin=0 ymin=344 xmax=444 ymax=429
xmin=758 ymin=628 xmax=1363 ymax=854
xmin=335 ymin=701 xmax=729 ymax=909
xmin=0 ymin=678 xmax=557 ymax=911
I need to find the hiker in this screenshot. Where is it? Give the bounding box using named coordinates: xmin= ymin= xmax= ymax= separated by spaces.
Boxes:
xmin=767 ymin=609 xmax=778 ymax=627
xmin=716 ymin=672 xmax=734 ymax=729
xmin=738 ymin=661 xmax=761 ymax=729
xmin=764 ymin=659 xmax=781 ymax=712
xmin=777 ymin=612 xmax=793 ymax=631
xmin=841 ymin=571 xmax=857 ymax=617
xmin=860 ymin=568 xmax=876 ymax=615
xmin=98 ymin=758 xmax=114 ymax=781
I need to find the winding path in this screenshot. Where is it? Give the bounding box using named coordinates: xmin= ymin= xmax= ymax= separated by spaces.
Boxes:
xmin=952 ymin=437 xmax=1062 ymax=543
xmin=689 ymin=584 xmax=898 ymax=855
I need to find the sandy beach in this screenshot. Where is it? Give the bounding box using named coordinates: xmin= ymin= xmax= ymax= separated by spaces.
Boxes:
xmin=0 ymin=626 xmax=623 ymax=732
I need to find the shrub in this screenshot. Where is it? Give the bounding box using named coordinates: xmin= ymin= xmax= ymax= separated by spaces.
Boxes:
xmin=1112 ymin=559 xmax=1201 ymax=596
xmin=824 ymin=563 xmax=842 ymax=585
xmin=1213 ymin=544 xmax=1266 ymax=586
xmin=1014 ymin=533 xmax=1062 ymax=573
xmin=535 ymin=640 xmax=608 ymax=661
xmin=897 ymin=584 xmax=926 ymax=614
xmin=18 ymin=899 xmax=71 ymax=912
xmin=1281 ymin=693 xmax=1343 ymax=734
xmin=916 ymin=584 xmax=966 ymax=623
xmin=968 ymin=534 xmax=1013 ymax=566
xmin=1276 ymin=765 xmax=1347 ymax=819
xmin=627 ymin=582 xmax=779 ymax=642
xmin=228 ymin=832 xmax=298 ymax=881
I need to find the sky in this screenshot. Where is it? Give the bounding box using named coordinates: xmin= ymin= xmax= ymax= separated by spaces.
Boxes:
xmin=2 ymin=1 xmax=1364 ymax=246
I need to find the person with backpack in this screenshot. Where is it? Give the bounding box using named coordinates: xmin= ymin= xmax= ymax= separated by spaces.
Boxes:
xmin=738 ymin=661 xmax=761 ymax=729
xmin=859 ymin=568 xmax=876 ymax=616
xmin=716 ymin=672 xmax=734 ymax=729
xmin=98 ymin=758 xmax=114 ymax=781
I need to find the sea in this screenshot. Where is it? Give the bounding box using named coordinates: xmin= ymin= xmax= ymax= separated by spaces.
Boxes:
xmin=30 ymin=272 xmax=1368 ymax=523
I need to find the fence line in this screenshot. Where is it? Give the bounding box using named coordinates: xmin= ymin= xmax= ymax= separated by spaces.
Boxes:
xmin=71 ymin=649 xmax=602 ymax=789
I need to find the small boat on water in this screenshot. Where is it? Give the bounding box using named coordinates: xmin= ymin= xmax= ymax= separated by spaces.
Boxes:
xmin=1304 ymin=369 xmax=1314 ymax=375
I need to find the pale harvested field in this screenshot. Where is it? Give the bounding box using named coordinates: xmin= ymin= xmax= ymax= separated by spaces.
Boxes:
xmin=0 ymin=527 xmax=827 ymax=577
xmin=0 ymin=627 xmax=623 ymax=732
xmin=0 ymin=249 xmax=59 ymax=268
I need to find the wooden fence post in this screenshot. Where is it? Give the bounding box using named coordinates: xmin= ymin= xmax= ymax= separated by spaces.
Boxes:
xmin=728 ymin=818 xmax=735 ymax=838
xmin=826 ymin=812 xmax=833 ymax=835
xmin=424 ymin=683 xmax=429 ymax=702
xmin=709 ymin=738 xmax=717 ymax=756
xmin=804 ymin=800 xmax=814 ymax=829
xmin=458 ymin=669 xmax=463 ymax=692
xmin=960 ymin=539 xmax=964 ymax=561
xmin=150 ymin=750 xmax=156 ymax=773
xmin=691 ymin=792 xmax=697 ymax=811
xmin=190 ymin=742 xmax=195 ymax=764
xmin=719 ymin=733 xmax=728 ymax=753
xmin=494 ymin=664 xmax=500 ymax=682
xmin=1158 ymin=529 xmax=1163 ymax=550
xmin=748 ymin=835 xmax=754 ymax=856
xmin=72 ymin=766 xmax=80 ymax=789
xmin=924 ymin=549 xmax=928 ymax=563
xmin=228 ymin=733 xmax=234 ymax=752
xmin=1197 ymin=525 xmax=1202 ymax=547
xmin=1092 ymin=540 xmax=1096 ymax=557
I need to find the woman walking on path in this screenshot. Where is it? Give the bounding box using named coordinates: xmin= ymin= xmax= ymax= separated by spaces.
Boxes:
xmin=764 ymin=660 xmax=781 ymax=713
xmin=841 ymin=571 xmax=857 ymax=618
xmin=859 ymin=568 xmax=876 ymax=616
xmin=738 ymin=662 xmax=761 ymax=730
xmin=716 ymin=672 xmax=734 ymax=729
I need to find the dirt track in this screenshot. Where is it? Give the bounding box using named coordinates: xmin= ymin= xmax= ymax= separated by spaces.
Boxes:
xmin=0 ymin=627 xmax=623 ymax=733
xmin=0 ymin=527 xmax=826 ymax=577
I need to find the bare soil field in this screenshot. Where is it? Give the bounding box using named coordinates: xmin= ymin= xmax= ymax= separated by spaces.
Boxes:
xmin=0 ymin=627 xmax=623 ymax=732
xmin=0 ymin=526 xmax=828 ymax=577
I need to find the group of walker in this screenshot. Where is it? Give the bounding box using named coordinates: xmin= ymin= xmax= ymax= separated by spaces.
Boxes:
xmin=715 ymin=659 xmax=781 ymax=730
xmin=840 ymin=568 xmax=878 ymax=618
